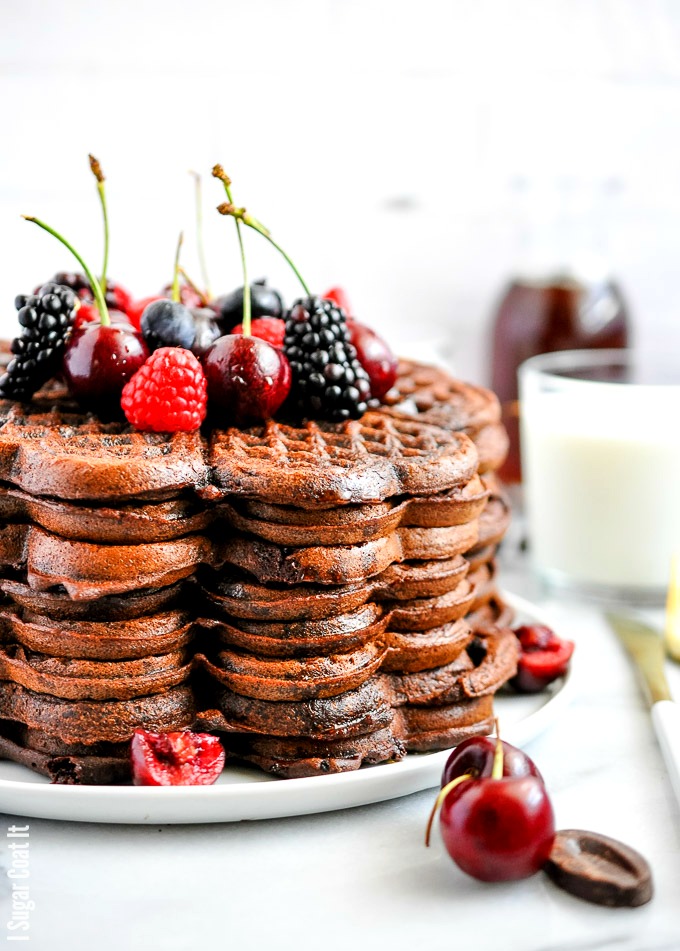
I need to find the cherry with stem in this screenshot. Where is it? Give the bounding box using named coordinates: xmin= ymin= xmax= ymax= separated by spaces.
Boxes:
xmin=23 ymin=215 xmax=148 ymax=408
xmin=203 ymin=166 xmax=292 ymax=421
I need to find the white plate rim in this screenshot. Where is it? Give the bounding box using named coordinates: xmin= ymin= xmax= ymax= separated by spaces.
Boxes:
xmin=0 ymin=592 xmax=575 ymax=823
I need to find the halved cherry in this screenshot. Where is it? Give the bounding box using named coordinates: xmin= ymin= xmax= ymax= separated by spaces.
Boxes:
xmin=130 ymin=729 xmax=225 ymax=786
xmin=511 ymin=625 xmax=575 ymax=693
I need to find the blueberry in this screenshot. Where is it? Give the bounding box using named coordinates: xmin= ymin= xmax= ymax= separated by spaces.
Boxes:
xmin=141 ymin=300 xmax=196 ymax=352
xmin=214 ymin=278 xmax=284 ymax=331
xmin=190 ymin=307 xmax=220 ymax=357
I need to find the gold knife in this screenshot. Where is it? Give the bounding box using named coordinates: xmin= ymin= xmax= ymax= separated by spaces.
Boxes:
xmin=607 ymin=613 xmax=680 ymax=806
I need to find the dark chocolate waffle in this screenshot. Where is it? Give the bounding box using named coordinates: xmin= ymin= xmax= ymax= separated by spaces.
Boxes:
xmin=386 ymin=360 xmax=509 ymax=474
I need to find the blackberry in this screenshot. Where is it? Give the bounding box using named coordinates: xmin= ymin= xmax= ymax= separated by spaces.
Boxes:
xmin=0 ymin=283 xmax=77 ymax=400
xmin=283 ymin=296 xmax=371 ymax=421
xmin=39 ymin=272 xmax=124 ymax=311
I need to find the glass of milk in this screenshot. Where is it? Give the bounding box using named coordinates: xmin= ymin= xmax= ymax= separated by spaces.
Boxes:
xmin=520 ymin=349 xmax=680 ymax=604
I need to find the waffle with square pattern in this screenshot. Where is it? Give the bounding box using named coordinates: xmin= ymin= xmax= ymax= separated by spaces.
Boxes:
xmin=386 ymin=360 xmax=509 ymax=474
xmin=0 ymin=397 xmax=210 ymax=501
xmin=208 ymin=412 xmax=478 ymax=507
xmin=0 ymin=473 xmax=486 ymax=547
xmin=0 ymin=394 xmax=477 ymax=508
xmin=200 ymin=555 xmax=472 ymax=623
xmin=0 ymin=724 xmax=131 ymax=784
xmin=0 ymin=353 xmax=513 ymax=782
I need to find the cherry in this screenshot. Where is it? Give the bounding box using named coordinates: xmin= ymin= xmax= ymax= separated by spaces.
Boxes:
xmin=130 ymin=729 xmax=225 ymax=786
xmin=63 ymin=323 xmax=148 ymax=410
xmin=427 ymin=735 xmax=555 ymax=882
xmin=232 ymin=316 xmax=285 ymax=349
xmin=323 ymin=286 xmax=354 ymax=316
xmin=439 ymin=773 xmax=555 ymax=882
xmin=126 ymin=295 xmax=165 ymax=331
xmin=442 ymin=736 xmax=543 ymax=788
xmin=348 ymin=321 xmax=398 ymax=400
xmin=203 ymin=334 xmax=291 ymax=422
xmin=23 ymin=213 xmax=149 ymax=413
xmin=511 ymin=625 xmax=575 ymax=693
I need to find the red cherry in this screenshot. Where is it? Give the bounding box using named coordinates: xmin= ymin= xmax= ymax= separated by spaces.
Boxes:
xmin=442 ymin=736 xmax=543 ymax=788
xmin=349 ymin=321 xmax=398 ymax=400
xmin=109 ymin=283 xmax=133 ymax=314
xmin=63 ymin=323 xmax=149 ymax=410
xmin=126 ymin=295 xmax=165 ymax=331
xmin=130 ymin=729 xmax=225 ymax=786
xmin=323 ymin=286 xmax=354 ymax=316
xmin=232 ymin=316 xmax=285 ymax=349
xmin=439 ymin=774 xmax=555 ymax=882
xmin=511 ymin=625 xmax=575 ymax=693
xmin=202 ymin=333 xmax=292 ymax=422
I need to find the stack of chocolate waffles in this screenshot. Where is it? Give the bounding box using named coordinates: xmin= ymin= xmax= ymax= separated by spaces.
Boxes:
xmin=0 ymin=360 xmax=516 ymax=783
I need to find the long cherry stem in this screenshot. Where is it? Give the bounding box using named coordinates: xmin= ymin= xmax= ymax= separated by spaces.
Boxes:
xmin=178 ymin=267 xmax=210 ymax=307
xmin=491 ymin=718 xmax=504 ymax=780
xmin=211 ymin=165 xmax=311 ymax=298
xmin=89 ymin=155 xmax=109 ymax=296
xmin=22 ymin=215 xmax=109 ymax=325
xmin=171 ymin=232 xmax=184 ymax=304
xmin=190 ymin=171 xmax=211 ymax=299
xmin=212 ymin=166 xmax=250 ymax=335
xmin=217 ymin=201 xmax=311 ymax=297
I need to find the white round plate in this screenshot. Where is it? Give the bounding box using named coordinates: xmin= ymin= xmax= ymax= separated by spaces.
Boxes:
xmin=0 ymin=592 xmax=574 ymax=824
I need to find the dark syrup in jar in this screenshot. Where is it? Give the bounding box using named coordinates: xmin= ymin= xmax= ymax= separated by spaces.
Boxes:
xmin=491 ymin=275 xmax=629 ymax=481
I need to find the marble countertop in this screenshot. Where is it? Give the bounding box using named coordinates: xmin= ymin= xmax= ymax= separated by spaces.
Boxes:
xmin=2 ymin=563 xmax=679 ymax=951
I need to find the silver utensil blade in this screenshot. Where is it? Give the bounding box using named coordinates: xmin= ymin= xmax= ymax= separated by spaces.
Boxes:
xmin=606 ymin=613 xmax=672 ymax=707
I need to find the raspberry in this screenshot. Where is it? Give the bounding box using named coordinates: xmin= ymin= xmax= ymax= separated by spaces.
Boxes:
xmin=121 ymin=347 xmax=207 ymax=432
xmin=232 ymin=316 xmax=285 ymax=349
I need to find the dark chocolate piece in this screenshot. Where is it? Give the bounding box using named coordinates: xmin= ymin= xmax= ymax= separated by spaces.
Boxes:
xmin=545 ymin=829 xmax=653 ymax=907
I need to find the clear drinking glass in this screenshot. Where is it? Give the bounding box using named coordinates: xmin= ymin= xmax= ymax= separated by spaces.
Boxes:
xmin=519 ymin=349 xmax=680 ymax=604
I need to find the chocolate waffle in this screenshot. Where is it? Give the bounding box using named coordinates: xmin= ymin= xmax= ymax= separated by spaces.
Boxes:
xmin=0 ymin=519 xmax=478 ymax=598
xmin=208 ymin=412 xmax=478 ymax=506
xmin=388 ymin=627 xmax=519 ymax=752
xmin=0 ymin=397 xmax=209 ymax=501
xmin=386 ymin=360 xmax=509 ymax=474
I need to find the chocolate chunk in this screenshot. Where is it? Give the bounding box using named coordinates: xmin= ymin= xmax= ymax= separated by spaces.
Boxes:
xmin=545 ymin=830 xmax=653 ymax=907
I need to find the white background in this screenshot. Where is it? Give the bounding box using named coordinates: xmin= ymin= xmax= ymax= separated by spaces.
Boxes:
xmin=1 ymin=0 xmax=680 ymax=384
